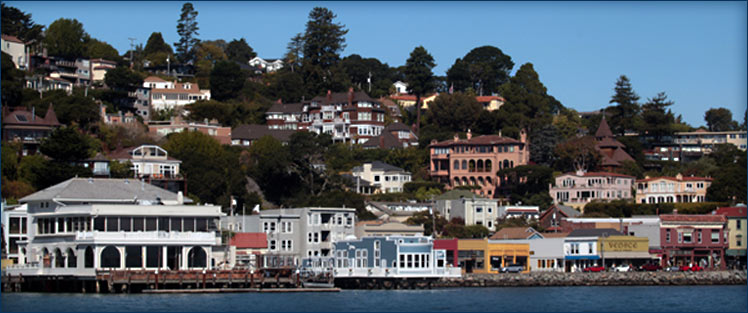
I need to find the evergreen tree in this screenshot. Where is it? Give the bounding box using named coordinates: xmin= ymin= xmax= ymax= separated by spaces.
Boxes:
xmin=641 ymin=92 xmax=675 ymax=141
xmin=404 ymin=46 xmax=436 ymax=136
xmin=608 ymin=75 xmax=641 ymax=136
xmin=225 ymin=38 xmax=256 ymax=65
xmin=704 ymin=108 xmax=737 ymax=132
xmin=175 ymin=2 xmax=200 ymax=64
xmin=446 ymin=45 xmax=514 ymax=96
xmin=300 ymin=7 xmax=349 ymax=97
xmin=497 ymin=63 xmax=562 ymax=135
xmin=44 ymin=18 xmax=89 ymax=59
xmin=144 ymin=32 xmax=173 ymax=56
xmin=1 ymin=4 xmax=44 ymax=51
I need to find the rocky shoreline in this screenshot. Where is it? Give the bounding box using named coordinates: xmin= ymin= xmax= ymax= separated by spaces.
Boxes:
xmin=435 ymin=270 xmax=747 ymax=287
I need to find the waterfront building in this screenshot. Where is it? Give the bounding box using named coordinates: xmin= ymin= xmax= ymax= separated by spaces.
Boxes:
xmin=107 ymin=145 xmax=185 ymax=194
xmin=351 ymin=161 xmax=411 ymax=194
xmin=659 ymin=213 xmax=728 ymax=269
xmin=433 ymin=238 xmax=459 ymax=267
xmin=549 ymin=170 xmax=635 ymax=211
xmin=144 ymin=76 xmax=211 ymax=111
xmin=428 ymin=129 xmax=529 ymax=199
xmin=1 ymin=203 xmax=29 ymax=265
xmin=354 ymin=220 xmax=424 ymax=238
xmin=229 ymin=232 xmax=268 ymax=269
xmin=2 ymin=105 xmax=60 ymax=156
xmin=489 ymin=237 xmax=566 ymax=272
xmin=243 ymin=207 xmax=357 ymax=265
xmin=434 ymin=190 xmax=500 ymax=231
xmin=331 ymin=236 xmax=461 ymax=279
xmin=564 ymin=228 xmax=622 ymax=272
xmin=4 ymin=178 xmax=222 ymax=279
xmin=364 ymin=201 xmax=431 ymax=223
xmin=456 ymin=239 xmax=530 ymax=274
xmin=635 ymin=173 xmax=712 ymax=204
xmin=145 ymin=116 xmax=231 ymax=145
xmin=598 ymin=235 xmax=655 ymax=268
xmin=560 ymin=216 xmax=662 ymax=257
xmin=715 ymin=206 xmax=747 ymax=268
xmin=538 ymin=204 xmax=581 ymax=232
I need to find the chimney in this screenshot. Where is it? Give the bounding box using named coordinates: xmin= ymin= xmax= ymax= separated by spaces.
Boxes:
xmin=348 ymin=87 xmax=354 ymax=106
xmin=520 ymin=128 xmax=527 ymax=144
xmin=327 ymin=90 xmax=332 ymax=102
xmin=276 ymin=98 xmax=282 ymax=104
xmin=453 ymin=133 xmax=459 ymax=142
xmin=467 ymin=129 xmax=472 ymax=140
xmin=379 ymin=135 xmax=384 ymax=148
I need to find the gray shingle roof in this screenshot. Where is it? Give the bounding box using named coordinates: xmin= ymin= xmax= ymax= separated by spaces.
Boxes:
xmin=558 ymin=205 xmax=581 ymax=218
xmin=19 ymin=177 xmax=190 ymax=204
xmin=567 ymin=228 xmax=622 ymax=238
xmin=351 ymin=161 xmax=406 ymax=173
xmin=434 ymin=189 xmax=486 ymax=201
xmin=231 ymin=124 xmax=295 ymax=142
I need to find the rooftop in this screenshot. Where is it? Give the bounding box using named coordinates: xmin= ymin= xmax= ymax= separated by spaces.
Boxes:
xmin=20 ymin=177 xmax=191 ymax=204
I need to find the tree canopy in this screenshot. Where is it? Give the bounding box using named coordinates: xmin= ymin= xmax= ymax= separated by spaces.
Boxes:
xmin=704 ymin=108 xmax=738 ymax=132
xmin=299 ymin=7 xmax=350 ymax=97
xmin=175 ymin=2 xmax=200 ymax=64
xmin=44 ymin=18 xmax=89 ymax=59
xmin=225 ymin=38 xmax=256 ymax=64
xmin=446 ymin=45 xmax=514 ymax=96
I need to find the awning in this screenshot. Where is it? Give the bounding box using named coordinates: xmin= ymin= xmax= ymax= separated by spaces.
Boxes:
xmin=726 ymin=249 xmax=747 ymax=256
xmin=565 ymin=255 xmax=600 ymax=260
xmin=602 ymin=251 xmax=656 ymax=259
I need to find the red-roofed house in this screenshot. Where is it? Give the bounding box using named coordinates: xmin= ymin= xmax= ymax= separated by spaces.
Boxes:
xmin=143 ymin=76 xmax=211 ymax=111
xmin=549 ymin=170 xmax=635 ymax=211
xmin=229 ymin=232 xmax=268 ymax=269
xmin=635 ymin=173 xmax=712 ymax=204
xmin=2 ymin=105 xmax=61 ymax=155
xmin=429 ymin=129 xmax=529 ymax=200
xmin=476 ymin=96 xmax=505 ymax=111
xmin=715 ymin=206 xmax=747 ymax=267
xmin=659 ymin=213 xmax=727 ymax=269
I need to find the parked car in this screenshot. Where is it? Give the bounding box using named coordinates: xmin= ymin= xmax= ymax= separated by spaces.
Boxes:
xmin=680 ymin=265 xmax=704 ymax=272
xmin=583 ymin=266 xmax=606 ymax=272
xmin=614 ymin=264 xmax=632 ymax=272
xmin=500 ymin=263 xmax=525 ymax=273
xmin=665 ymin=266 xmax=680 ymax=272
xmin=640 ymin=263 xmax=662 ymax=271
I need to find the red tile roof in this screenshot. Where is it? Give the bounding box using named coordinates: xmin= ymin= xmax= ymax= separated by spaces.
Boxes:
xmin=144 ymin=76 xmax=167 ymax=82
xmin=715 ymin=207 xmax=747 ymax=218
xmin=489 ymin=227 xmax=540 ymax=240
xmin=637 ymin=176 xmax=713 ymax=183
xmin=430 ymin=134 xmax=521 ymax=147
xmin=660 ymin=214 xmax=726 ymax=223
xmin=1 ymin=34 xmax=24 ymax=44
xmin=563 ymin=171 xmax=634 ymax=178
xmin=476 ymin=96 xmax=505 ymax=102
xmin=229 ymin=232 xmax=267 ymax=249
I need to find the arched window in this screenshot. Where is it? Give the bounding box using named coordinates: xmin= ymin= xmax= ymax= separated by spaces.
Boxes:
xmin=453 ymin=160 xmax=459 ymax=170
xmin=462 ymin=177 xmax=469 ymax=186
xmin=657 ymin=196 xmax=665 ymax=204
xmin=101 ymin=246 xmax=121 ymax=268
xmin=469 ymin=177 xmax=477 ymax=186
xmin=485 ymin=160 xmax=492 ymax=172
xmin=54 ymin=248 xmax=64 ymax=268
xmin=666 ymin=196 xmax=674 ymax=203
xmin=478 ymin=177 xmax=485 ymax=186
xmin=66 ymin=248 xmax=76 ymax=268
xmin=453 ymin=177 xmax=460 ymax=187
xmin=85 ymin=246 xmax=95 ymax=268
xmin=486 ymin=177 xmax=493 ymax=186
xmin=469 ymin=160 xmax=476 ymax=172
xmin=477 ymin=160 xmax=484 ymax=172
xmin=503 ymin=160 xmax=509 ymax=169
xmin=461 ymin=160 xmax=467 ymax=170
xmin=188 ymin=246 xmax=207 ymax=268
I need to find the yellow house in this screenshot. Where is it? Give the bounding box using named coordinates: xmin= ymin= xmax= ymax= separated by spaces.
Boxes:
xmin=389 ymin=93 xmax=438 ymax=110
xmin=457 ymin=239 xmax=530 ymax=274
xmin=716 ymin=207 xmax=747 ymax=266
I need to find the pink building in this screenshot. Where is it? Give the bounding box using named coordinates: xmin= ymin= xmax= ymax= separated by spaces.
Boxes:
xmin=635 ymin=173 xmax=712 ymax=204
xmin=549 ymin=170 xmax=634 ymax=211
xmin=429 ymin=129 xmax=529 ymax=199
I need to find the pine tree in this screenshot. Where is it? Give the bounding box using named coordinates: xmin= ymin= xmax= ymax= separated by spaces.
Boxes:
xmin=404 ymin=46 xmax=436 ymax=136
xmin=300 ymin=7 xmax=349 ymax=97
xmin=608 ymin=75 xmax=641 ymax=136
xmin=175 ymin=2 xmax=200 ymax=64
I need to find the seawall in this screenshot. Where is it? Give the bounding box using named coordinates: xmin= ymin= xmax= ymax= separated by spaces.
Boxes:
xmin=436 ymin=271 xmax=747 ymax=287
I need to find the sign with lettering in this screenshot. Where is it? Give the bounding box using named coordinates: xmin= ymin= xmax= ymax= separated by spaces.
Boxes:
xmin=600 ymin=236 xmax=649 ymax=252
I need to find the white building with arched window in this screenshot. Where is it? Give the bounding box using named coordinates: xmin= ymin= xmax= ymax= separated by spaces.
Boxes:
xmin=4 ymin=178 xmax=222 ymax=278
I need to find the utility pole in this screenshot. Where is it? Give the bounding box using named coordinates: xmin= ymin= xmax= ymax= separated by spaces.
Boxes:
xmin=367 ymin=72 xmax=372 ymax=93
xmin=128 ymin=37 xmax=136 ymax=68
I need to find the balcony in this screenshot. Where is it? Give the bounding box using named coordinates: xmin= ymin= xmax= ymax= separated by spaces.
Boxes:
xmin=75 ymin=231 xmax=218 ymax=245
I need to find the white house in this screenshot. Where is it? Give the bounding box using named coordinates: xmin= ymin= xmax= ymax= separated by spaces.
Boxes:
xmin=393 ymin=81 xmax=408 ymax=94
xmin=108 ymin=145 xmax=181 ymax=180
xmin=248 ymin=57 xmax=284 ymax=72
xmin=143 ymin=76 xmax=211 ymax=111
xmin=4 ymin=178 xmax=222 ymax=279
xmin=351 ymin=161 xmax=411 ymax=194
xmin=1 ymin=34 xmax=27 ymax=69
xmin=1 ymin=202 xmax=30 ymax=265
xmin=434 ymin=190 xmax=500 ymax=231
xmin=90 ymin=58 xmax=117 ymax=83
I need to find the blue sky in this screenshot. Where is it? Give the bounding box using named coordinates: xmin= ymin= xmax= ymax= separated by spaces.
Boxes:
xmin=8 ymin=1 xmax=747 ymax=128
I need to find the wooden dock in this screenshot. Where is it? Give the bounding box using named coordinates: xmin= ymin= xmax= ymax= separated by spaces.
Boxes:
xmin=143 ymin=287 xmax=340 ymax=293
